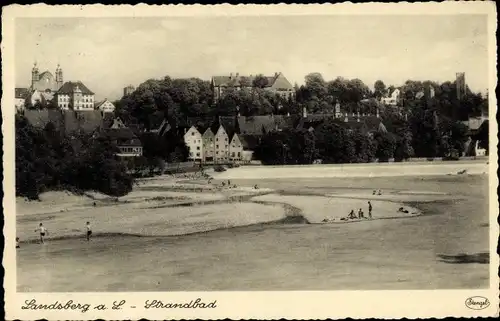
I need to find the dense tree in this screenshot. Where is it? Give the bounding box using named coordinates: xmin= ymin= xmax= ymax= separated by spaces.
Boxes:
xmin=305 ymin=73 xmax=328 ymax=99
xmin=374 ymin=80 xmax=387 ymax=99
xmin=394 ymin=131 xmax=414 ymax=161
xmin=374 ymin=131 xmax=397 ymax=162
xmin=253 ymin=74 xmax=269 ymax=89
xmin=352 ymin=131 xmax=377 ymax=163
xmin=254 ymin=128 xmax=316 ymax=165
xmin=438 ymin=117 xmax=469 ymax=157
xmin=476 ymin=120 xmax=489 ymax=153
xmin=315 ymin=120 xmax=356 ymax=163
xmin=15 ymin=115 xmax=134 ymax=200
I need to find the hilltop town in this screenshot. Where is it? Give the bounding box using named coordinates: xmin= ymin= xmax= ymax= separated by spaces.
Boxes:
xmin=15 ymin=64 xmax=489 ymax=199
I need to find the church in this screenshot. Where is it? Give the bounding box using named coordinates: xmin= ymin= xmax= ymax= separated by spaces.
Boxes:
xmin=15 ymin=63 xmax=96 ymax=112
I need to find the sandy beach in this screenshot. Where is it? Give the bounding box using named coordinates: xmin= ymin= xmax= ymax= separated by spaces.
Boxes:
xmin=16 ymin=161 xmax=490 ymax=291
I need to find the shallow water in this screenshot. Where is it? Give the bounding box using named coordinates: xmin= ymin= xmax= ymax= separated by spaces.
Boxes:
xmin=17 ymin=175 xmax=490 ymax=291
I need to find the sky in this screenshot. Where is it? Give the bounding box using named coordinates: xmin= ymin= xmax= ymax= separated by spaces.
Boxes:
xmin=15 ymin=15 xmax=489 ymax=101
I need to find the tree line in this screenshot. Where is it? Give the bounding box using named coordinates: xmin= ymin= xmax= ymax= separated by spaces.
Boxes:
xmin=254 ymin=101 xmax=486 ymax=165
xmin=114 ymin=73 xmax=487 ymax=132
xmin=16 ymin=115 xmax=134 ymax=200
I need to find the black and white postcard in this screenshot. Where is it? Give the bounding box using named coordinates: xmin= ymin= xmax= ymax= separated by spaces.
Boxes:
xmin=2 ymin=3 xmax=498 ymax=319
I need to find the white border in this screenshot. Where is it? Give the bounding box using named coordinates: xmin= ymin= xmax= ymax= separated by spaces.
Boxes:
xmin=2 ymin=3 xmax=499 ymax=319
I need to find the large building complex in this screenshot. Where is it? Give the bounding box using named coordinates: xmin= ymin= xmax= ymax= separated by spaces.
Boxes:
xmin=211 ymin=72 xmax=295 ymax=102
xmin=15 ymin=63 xmax=96 ymax=112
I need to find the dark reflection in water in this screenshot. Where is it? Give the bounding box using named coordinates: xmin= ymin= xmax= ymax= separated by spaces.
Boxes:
xmin=437 ymin=252 xmax=489 ymax=264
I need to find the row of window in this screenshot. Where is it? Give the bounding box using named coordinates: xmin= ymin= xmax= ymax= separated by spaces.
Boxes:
xmin=59 ymin=103 xmax=94 ymax=108
xmin=59 ymin=96 xmax=93 ymax=102
xmin=119 ymin=147 xmax=143 ymax=154
xmin=194 ymin=144 xmax=237 ymax=150
xmin=189 ymin=152 xmax=241 ymax=157
xmin=191 ymin=132 xmax=230 ymax=143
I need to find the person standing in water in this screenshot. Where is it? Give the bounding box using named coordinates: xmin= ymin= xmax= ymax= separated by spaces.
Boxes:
xmin=86 ymin=222 xmax=92 ymax=241
xmin=368 ymin=201 xmax=373 ymax=219
xmin=16 ymin=237 xmax=20 ymax=249
xmin=34 ymin=223 xmax=47 ymax=244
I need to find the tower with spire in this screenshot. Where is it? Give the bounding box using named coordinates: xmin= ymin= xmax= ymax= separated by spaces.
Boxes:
xmin=55 ymin=64 xmax=63 ymax=89
xmin=31 ymin=62 xmax=39 ymax=88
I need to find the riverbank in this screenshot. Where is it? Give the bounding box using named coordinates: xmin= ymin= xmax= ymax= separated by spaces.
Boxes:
xmin=16 ymin=173 xmax=489 ymax=291
xmin=16 ymin=170 xmax=432 ymax=243
xmin=211 ymin=160 xmax=489 ymax=179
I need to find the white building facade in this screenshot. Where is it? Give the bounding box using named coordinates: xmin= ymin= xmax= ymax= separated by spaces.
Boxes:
xmin=184 ymin=126 xmax=204 ymax=161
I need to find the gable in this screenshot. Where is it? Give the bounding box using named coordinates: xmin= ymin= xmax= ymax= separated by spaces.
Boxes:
xmin=111 ymin=117 xmax=126 ymax=129
xmin=269 ymin=73 xmax=293 ymax=90
xmin=185 ymin=126 xmax=201 ymax=138
xmin=203 ymin=128 xmax=215 ymax=138
xmin=215 ymin=125 xmax=228 ymax=137
xmin=231 ymin=133 xmax=241 ymax=145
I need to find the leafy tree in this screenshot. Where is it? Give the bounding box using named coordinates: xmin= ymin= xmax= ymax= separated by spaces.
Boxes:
xmin=374 ymin=80 xmax=387 ymax=99
xmin=15 ymin=115 xmax=134 ymax=200
xmin=476 ymin=120 xmax=489 ymax=153
xmin=305 ymin=73 xmax=328 ymax=99
xmin=253 ymin=74 xmax=269 ymax=89
xmin=374 ymin=131 xmax=396 ymax=161
xmin=315 ymin=119 xmax=356 ymax=163
xmin=394 ymin=131 xmax=414 ymax=161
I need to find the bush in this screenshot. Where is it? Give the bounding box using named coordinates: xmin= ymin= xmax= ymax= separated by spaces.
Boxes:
xmin=214 ymin=165 xmax=226 ymax=172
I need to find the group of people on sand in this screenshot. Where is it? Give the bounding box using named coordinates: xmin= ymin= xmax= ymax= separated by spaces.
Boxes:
xmin=340 ymin=201 xmax=373 ymax=221
xmin=17 ymin=221 xmax=93 ymax=248
xmin=373 ymin=189 xmax=382 ymax=195
xmin=323 ymin=201 xmax=374 ymax=223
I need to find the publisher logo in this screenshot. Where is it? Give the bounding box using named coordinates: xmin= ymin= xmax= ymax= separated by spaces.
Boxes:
xmin=465 ymin=296 xmax=490 ymax=310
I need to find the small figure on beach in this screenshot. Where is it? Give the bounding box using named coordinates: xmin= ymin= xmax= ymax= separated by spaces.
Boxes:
xmin=398 ymin=207 xmax=409 ymax=214
xmin=254 ymin=184 xmax=259 ymax=190
xmin=377 ymin=189 xmax=382 ymax=195
xmin=86 ymin=221 xmax=92 ymax=241
xmin=34 ymin=223 xmax=47 ymax=244
xmin=358 ymin=208 xmax=364 ymax=219
xmin=368 ymin=201 xmax=373 ymax=219
xmin=93 ymin=201 xmax=97 ymax=207
xmin=222 ymin=182 xmax=226 ymax=187
xmin=348 ymin=210 xmax=356 ymax=220
xmin=16 ymin=237 xmax=20 ymax=249
xmin=373 ymin=190 xmax=376 ymax=195
xmin=228 ymin=180 xmax=231 ymax=186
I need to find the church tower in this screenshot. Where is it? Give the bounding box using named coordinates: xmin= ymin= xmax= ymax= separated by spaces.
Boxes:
xmin=31 ymin=62 xmax=39 ymax=89
xmin=55 ymin=64 xmax=63 ymax=90
xmin=73 ymin=84 xmax=83 ymax=110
